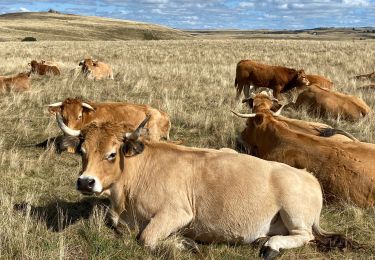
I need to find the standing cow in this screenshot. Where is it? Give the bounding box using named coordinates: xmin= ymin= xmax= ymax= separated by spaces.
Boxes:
xmin=56 ymin=116 xmax=359 ymax=259
xmin=234 ymin=60 xmax=310 ymax=100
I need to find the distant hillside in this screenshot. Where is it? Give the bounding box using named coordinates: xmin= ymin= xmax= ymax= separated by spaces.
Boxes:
xmin=0 ymin=12 xmax=192 ymax=41
xmin=185 ymin=27 xmax=375 ymax=41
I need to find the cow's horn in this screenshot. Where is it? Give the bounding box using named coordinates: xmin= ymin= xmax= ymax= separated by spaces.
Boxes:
xmin=125 ymin=114 xmax=151 ymax=140
xmin=231 ymin=110 xmax=256 ymax=118
xmin=56 ymin=113 xmax=81 ymax=136
xmin=81 ymin=102 xmax=95 ymax=111
xmin=272 ymin=104 xmax=285 ymax=116
xmin=47 ymin=101 xmax=63 ymax=107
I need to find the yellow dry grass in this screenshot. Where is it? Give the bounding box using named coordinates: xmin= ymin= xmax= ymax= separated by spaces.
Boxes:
xmin=0 ymin=12 xmax=192 ymax=41
xmin=0 ymin=39 xmax=374 ymax=259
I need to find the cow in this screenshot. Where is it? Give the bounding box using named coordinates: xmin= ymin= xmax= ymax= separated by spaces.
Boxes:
xmin=291 ymin=84 xmax=371 ymax=121
xmin=0 ymin=72 xmax=31 ymax=92
xmin=56 ymin=115 xmax=359 ymax=258
xmin=240 ymin=91 xmax=358 ymax=142
xmin=79 ymin=58 xmax=114 ymax=80
xmin=29 ymin=60 xmax=60 ymax=76
xmin=234 ymin=60 xmax=310 ymax=100
xmin=234 ymin=112 xmax=375 ymax=208
xmin=47 ymin=98 xmax=171 ymax=142
xmin=306 ymin=74 xmax=334 ymax=89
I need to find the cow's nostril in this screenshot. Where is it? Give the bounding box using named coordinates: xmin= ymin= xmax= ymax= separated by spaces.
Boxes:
xmin=88 ymin=179 xmax=95 ymax=188
xmin=76 ymin=179 xmax=82 ymax=189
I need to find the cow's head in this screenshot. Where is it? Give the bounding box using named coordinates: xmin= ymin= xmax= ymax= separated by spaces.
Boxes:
xmin=48 ymin=98 xmax=95 ymax=130
xmin=242 ymin=91 xmax=282 ymax=113
xmin=28 ymin=60 xmax=39 ymax=72
xmin=55 ymin=114 xmax=151 ymax=195
xmin=232 ymin=111 xmax=282 ymax=156
xmin=295 ymin=69 xmax=310 ymax=86
xmin=79 ymin=59 xmax=98 ymax=74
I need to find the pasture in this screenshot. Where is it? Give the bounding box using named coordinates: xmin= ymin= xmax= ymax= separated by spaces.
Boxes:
xmin=0 ymin=39 xmax=374 ymax=259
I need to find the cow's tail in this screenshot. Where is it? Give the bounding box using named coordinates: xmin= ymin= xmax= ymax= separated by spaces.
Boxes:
xmin=317 ymin=127 xmax=358 ymax=142
xmin=312 ymin=219 xmax=363 ymax=252
xmin=234 ymin=77 xmax=238 ymax=89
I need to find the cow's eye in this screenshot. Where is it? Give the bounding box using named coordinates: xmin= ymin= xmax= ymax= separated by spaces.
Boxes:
xmin=78 ymin=114 xmax=82 ymax=120
xmin=107 ymin=152 xmax=116 ymax=161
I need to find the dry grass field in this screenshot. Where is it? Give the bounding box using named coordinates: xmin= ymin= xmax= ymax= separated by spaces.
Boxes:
xmin=0 ymin=39 xmax=374 ymax=259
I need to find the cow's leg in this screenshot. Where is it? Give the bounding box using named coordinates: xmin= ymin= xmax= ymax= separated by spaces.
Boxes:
xmin=235 ymin=84 xmax=244 ymax=100
xmin=273 ymin=86 xmax=282 ymax=100
xmin=139 ymin=208 xmax=193 ymax=250
xmin=243 ymin=84 xmax=254 ymax=98
xmin=260 ymin=209 xmax=314 ymax=259
xmin=109 ymin=185 xmax=126 ymax=229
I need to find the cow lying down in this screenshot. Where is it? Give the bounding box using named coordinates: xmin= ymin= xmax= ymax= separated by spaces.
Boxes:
xmin=234 ymin=111 xmax=375 ymax=208
xmin=56 ymin=114 xmax=359 ymax=259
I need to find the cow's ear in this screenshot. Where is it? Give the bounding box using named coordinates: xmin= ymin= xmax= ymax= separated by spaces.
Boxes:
xmin=55 ymin=135 xmax=82 ymax=154
xmin=48 ymin=106 xmax=61 ymax=114
xmin=254 ymin=114 xmax=264 ymax=126
xmin=92 ymin=60 xmax=98 ymax=66
xmin=242 ymin=98 xmax=254 ymax=108
xmin=121 ymin=140 xmax=145 ymax=157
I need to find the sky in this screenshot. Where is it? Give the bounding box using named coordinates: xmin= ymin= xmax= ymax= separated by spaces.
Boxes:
xmin=0 ymin=0 xmax=374 ymax=30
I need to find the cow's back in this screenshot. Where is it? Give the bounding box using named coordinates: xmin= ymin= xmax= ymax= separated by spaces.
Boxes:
xmin=261 ymin=130 xmax=375 ymax=207
xmin=306 ymin=74 xmax=334 ymax=89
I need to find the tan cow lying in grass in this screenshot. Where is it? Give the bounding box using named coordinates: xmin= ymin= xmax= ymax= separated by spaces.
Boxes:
xmin=306 ymin=74 xmax=334 ymax=89
xmin=291 ymin=84 xmax=371 ymax=121
xmin=48 ymin=98 xmax=171 ymax=143
xmin=56 ymin=115 xmax=359 ymax=259
xmin=240 ymin=91 xmax=358 ymax=142
xmin=79 ymin=58 xmax=113 ymax=80
xmin=234 ymin=112 xmax=375 ymax=208
xmin=0 ymin=72 xmax=31 ymax=92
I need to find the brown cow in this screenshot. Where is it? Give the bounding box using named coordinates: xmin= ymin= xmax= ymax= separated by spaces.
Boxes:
xmin=291 ymin=84 xmax=371 ymax=121
xmin=234 ymin=60 xmax=309 ymax=100
xmin=306 ymin=74 xmax=334 ymax=89
xmin=56 ymin=116 xmax=358 ymax=257
xmin=29 ymin=60 xmax=60 ymax=76
xmin=240 ymin=91 xmax=358 ymax=142
xmin=79 ymin=58 xmax=113 ymax=80
xmin=234 ymin=112 xmax=375 ymax=208
xmin=48 ymin=98 xmax=170 ymax=142
xmin=0 ymin=72 xmax=31 ymax=92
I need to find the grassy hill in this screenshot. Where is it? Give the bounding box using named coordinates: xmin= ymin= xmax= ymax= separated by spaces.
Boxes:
xmin=186 ymin=27 xmax=375 ymax=40
xmin=0 ymin=12 xmax=192 ymax=41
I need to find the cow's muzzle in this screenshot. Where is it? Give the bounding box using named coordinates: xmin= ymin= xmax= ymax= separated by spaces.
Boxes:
xmin=76 ymin=175 xmax=103 ymax=194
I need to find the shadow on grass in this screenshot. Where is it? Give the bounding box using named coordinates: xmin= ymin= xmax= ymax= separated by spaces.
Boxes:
xmin=13 ymin=197 xmax=110 ymax=232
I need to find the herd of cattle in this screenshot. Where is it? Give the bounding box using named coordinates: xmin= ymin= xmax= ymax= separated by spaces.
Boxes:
xmin=3 ymin=57 xmax=374 ymax=259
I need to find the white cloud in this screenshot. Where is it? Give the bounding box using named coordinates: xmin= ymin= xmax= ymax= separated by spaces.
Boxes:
xmin=19 ymin=7 xmax=30 ymax=12
xmin=151 ymin=8 xmax=163 ymax=14
xmin=342 ymin=0 xmax=369 ymax=7
xmin=239 ymin=2 xmax=254 ymax=8
xmin=277 ymin=3 xmax=288 ymax=9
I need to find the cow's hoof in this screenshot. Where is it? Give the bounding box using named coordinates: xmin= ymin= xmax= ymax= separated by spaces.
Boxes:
xmin=259 ymin=245 xmax=279 ymax=259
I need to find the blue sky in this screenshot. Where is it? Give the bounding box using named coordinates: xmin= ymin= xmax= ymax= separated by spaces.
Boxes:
xmin=1 ymin=0 xmax=374 ymax=29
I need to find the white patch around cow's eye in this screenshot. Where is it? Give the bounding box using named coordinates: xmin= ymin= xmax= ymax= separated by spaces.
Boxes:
xmin=106 ymin=149 xmax=117 ymax=161
xmin=77 ymin=112 xmax=82 ymax=120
